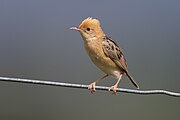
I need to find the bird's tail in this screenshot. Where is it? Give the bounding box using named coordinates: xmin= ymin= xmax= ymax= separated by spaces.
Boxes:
xmin=126 ymin=71 xmax=139 ymax=89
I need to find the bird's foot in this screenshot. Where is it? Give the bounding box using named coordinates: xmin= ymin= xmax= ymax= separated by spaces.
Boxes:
xmin=88 ymin=82 xmax=96 ymax=93
xmin=108 ymin=84 xmax=118 ymax=95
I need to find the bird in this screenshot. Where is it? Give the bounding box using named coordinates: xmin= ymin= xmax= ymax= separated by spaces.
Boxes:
xmin=70 ymin=17 xmax=139 ymax=94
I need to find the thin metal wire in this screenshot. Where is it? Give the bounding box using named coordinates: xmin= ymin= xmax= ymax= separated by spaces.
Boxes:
xmin=0 ymin=76 xmax=179 ymax=97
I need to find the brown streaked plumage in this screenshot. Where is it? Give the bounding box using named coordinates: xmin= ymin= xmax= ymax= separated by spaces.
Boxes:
xmin=70 ymin=17 xmax=139 ymax=94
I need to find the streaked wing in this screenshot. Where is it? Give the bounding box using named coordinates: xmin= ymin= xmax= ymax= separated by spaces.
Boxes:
xmin=102 ymin=36 xmax=128 ymax=72
xmin=102 ymin=36 xmax=139 ymax=88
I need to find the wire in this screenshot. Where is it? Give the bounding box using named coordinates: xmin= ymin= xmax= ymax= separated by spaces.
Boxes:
xmin=0 ymin=76 xmax=179 ymax=97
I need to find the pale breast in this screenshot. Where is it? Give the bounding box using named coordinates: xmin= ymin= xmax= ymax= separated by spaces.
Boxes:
xmin=84 ymin=39 xmax=121 ymax=78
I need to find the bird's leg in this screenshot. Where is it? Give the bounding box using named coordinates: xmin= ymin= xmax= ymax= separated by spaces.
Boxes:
xmin=109 ymin=74 xmax=122 ymax=95
xmin=88 ymin=74 xmax=108 ymax=93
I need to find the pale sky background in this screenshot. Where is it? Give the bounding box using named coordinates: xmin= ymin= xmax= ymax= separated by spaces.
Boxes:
xmin=0 ymin=0 xmax=180 ymax=120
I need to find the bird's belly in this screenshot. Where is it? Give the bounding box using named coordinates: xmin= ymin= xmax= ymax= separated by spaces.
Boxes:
xmin=84 ymin=40 xmax=121 ymax=78
xmin=89 ymin=53 xmax=120 ymax=78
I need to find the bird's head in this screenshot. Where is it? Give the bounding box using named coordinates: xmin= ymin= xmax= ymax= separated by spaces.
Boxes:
xmin=70 ymin=17 xmax=104 ymax=40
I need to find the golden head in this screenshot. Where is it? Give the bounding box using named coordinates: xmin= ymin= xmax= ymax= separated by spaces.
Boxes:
xmin=79 ymin=17 xmax=100 ymax=30
xmin=70 ymin=17 xmax=104 ymax=40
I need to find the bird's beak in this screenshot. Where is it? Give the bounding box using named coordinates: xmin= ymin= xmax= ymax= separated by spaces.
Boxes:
xmin=70 ymin=27 xmax=81 ymax=31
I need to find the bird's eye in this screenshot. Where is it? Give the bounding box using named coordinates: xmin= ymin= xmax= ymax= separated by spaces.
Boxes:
xmin=86 ymin=28 xmax=90 ymax=31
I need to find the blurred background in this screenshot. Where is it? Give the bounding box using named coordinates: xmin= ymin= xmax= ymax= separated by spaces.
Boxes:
xmin=0 ymin=0 xmax=180 ymax=120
